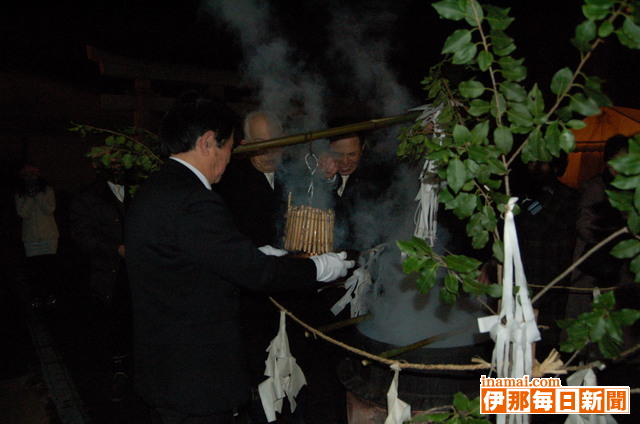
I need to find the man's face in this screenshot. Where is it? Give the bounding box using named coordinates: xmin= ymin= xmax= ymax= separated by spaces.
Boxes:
xmin=246 ymin=114 xmax=283 ymax=174
xmin=329 ymin=136 xmax=362 ymax=176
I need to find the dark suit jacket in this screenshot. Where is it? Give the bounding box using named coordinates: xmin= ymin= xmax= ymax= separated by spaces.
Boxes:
xmin=69 ymin=179 xmax=126 ymax=302
xmin=213 ymin=159 xmax=284 ymax=247
xmin=321 ymin=159 xmax=393 ymax=250
xmin=124 ymin=159 xmax=316 ymax=415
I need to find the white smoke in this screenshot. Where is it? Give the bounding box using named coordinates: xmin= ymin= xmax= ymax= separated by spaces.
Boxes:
xmin=327 ymin=7 xmax=415 ymax=117
xmin=202 ymin=0 xmax=327 ymax=132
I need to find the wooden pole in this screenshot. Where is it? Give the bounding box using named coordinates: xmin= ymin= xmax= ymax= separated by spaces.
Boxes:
xmin=232 ymin=110 xmax=421 ymax=155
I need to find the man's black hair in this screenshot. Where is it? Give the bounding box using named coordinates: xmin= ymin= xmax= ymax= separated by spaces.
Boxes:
xmin=327 ymin=117 xmax=365 ymax=146
xmin=604 ymin=134 xmax=629 ymax=162
xmin=159 ymin=90 xmax=240 ymax=156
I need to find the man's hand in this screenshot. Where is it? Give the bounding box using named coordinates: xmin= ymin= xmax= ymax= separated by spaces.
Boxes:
xmin=118 ymin=244 xmax=126 ymax=257
xmin=318 ymin=151 xmax=339 ymax=180
xmin=310 ymin=251 xmax=355 ymax=282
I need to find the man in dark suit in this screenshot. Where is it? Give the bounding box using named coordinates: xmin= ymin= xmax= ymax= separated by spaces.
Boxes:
xmin=317 ymin=130 xmax=393 ymax=251
xmin=124 ymin=91 xmax=354 ymax=424
xmin=69 ymin=163 xmax=131 ymax=402
xmin=214 ymin=111 xmax=285 ymax=247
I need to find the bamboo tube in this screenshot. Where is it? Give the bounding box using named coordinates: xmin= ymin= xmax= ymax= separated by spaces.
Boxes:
xmin=295 ymin=207 xmax=304 ymax=251
xmin=233 ymin=110 xmax=421 ymax=155
xmin=361 ymin=326 xmax=472 ymax=366
xmin=329 ymin=210 xmax=334 ymax=251
xmin=284 ymin=202 xmax=293 ymax=251
xmin=305 ymin=313 xmax=371 ymax=337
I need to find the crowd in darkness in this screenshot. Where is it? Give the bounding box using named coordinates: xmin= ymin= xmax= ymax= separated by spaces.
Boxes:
xmin=9 ymin=88 xmax=640 ymax=423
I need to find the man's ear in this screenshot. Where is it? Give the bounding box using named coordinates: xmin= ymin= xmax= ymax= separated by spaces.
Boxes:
xmin=196 ymin=131 xmax=215 ymax=155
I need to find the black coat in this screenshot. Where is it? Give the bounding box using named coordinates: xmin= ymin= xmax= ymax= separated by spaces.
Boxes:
xmin=69 ymin=179 xmax=126 ymax=302
xmin=213 ymin=159 xmax=284 ymax=247
xmin=124 ymin=159 xmax=316 ymax=415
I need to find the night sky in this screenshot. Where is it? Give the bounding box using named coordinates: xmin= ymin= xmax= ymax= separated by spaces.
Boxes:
xmin=2 ymin=1 xmax=640 ymax=112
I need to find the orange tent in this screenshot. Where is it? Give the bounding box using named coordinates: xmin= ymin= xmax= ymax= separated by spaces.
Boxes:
xmin=559 ymin=106 xmax=640 ymax=189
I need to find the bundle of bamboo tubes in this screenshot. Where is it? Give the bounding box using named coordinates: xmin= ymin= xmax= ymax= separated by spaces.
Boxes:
xmin=284 ymin=194 xmax=334 ymax=255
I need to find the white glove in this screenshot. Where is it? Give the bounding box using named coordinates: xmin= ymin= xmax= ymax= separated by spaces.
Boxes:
xmin=258 ymin=245 xmax=288 ymax=257
xmin=310 ymin=251 xmax=355 ymax=283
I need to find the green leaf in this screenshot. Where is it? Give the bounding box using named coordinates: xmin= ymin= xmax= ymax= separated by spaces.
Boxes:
xmin=606 ymin=189 xmax=634 ymax=212
xmin=471 ymin=230 xmax=489 ymax=249
xmin=628 ymin=209 xmax=640 ymax=235
xmin=570 ymin=93 xmax=601 ymax=116
xmin=499 ymin=57 xmax=527 ymax=82
xmin=459 ymin=80 xmax=486 ymax=98
xmin=443 ymin=29 xmax=473 ymax=54
xmin=451 ymin=193 xmax=478 ymax=219
xmin=445 ymin=272 xmax=459 ymax=293
xmin=445 ymin=254 xmax=482 ymax=273
xmin=610 ymin=239 xmax=640 ymax=259
xmin=613 ymin=309 xmax=640 ymax=326
xmin=551 ymin=67 xmax=573 ymax=95
xmin=612 ymin=174 xmax=640 ymax=190
xmin=491 ymin=93 xmax=507 ymax=120
xmin=622 ymin=17 xmax=640 ymax=48
xmin=439 ymin=287 xmax=457 ymax=305
xmin=453 ymin=43 xmax=478 ymax=65
xmin=527 ymin=83 xmax=545 ymax=119
xmin=416 ymin=259 xmax=439 ymax=293
xmin=453 ymin=124 xmax=471 ymax=145
xmin=487 ymin=283 xmax=502 ymax=298
xmin=566 ymin=119 xmax=587 ymax=130
xmin=609 ymin=152 xmax=640 ymax=175
xmin=573 ymin=20 xmax=597 ymax=52
xmin=432 ymin=0 xmax=466 ymax=21
xmin=485 ymin=5 xmax=514 ymax=31
xmin=494 ymin=126 xmax=513 ymax=154
xmin=583 ymin=5 xmax=611 ymax=21
xmin=465 ymin=0 xmax=484 ymax=27
xmin=469 ymin=99 xmax=491 ymax=117
xmin=403 ymin=256 xmax=423 ymax=274
xmin=500 ymin=81 xmax=526 ymax=102
xmin=447 ymin=158 xmax=467 ymax=193
xmin=598 ymin=20 xmax=614 ymax=38
xmin=411 ymin=412 xmax=452 ymax=423
xmin=122 ymin=153 xmax=134 ymax=169
xmin=478 ymin=50 xmax=493 ymax=71
xmin=453 ymin=392 xmax=472 ymax=411
xmin=469 ymin=121 xmax=490 ymax=145
xmin=105 ymin=136 xmax=116 ymax=147
xmin=590 ymin=317 xmax=607 ymax=341
xmin=560 ymin=129 xmax=576 ymax=152
xmin=491 ymin=30 xmax=516 ymax=56
xmin=507 ymin=102 xmax=534 ymax=127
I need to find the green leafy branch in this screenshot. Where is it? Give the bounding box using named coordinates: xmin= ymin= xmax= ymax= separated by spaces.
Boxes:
xmin=410 ymin=393 xmax=489 ymax=424
xmin=397 ymin=237 xmax=502 ymax=307
xmin=69 ymin=123 xmax=164 ymax=194
xmin=558 ymin=291 xmax=640 ymax=358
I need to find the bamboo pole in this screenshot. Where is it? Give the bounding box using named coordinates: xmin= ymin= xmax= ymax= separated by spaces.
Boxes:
xmin=361 ymin=325 xmax=473 ymax=366
xmin=305 ymin=313 xmax=371 ymax=337
xmin=233 ymin=110 xmax=421 ymax=155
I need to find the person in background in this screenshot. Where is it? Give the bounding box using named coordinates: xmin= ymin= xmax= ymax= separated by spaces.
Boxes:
xmin=512 ymin=153 xmax=578 ymax=357
xmin=214 ymin=111 xmax=284 ymax=246
xmin=568 ymin=134 xmax=635 ymax=323
xmin=124 ymin=90 xmax=353 ymax=424
xmin=317 ymin=124 xmax=393 ymax=251
xmin=15 ymin=164 xmax=60 ymax=309
xmin=69 ymin=159 xmax=131 ymax=402
xmin=214 ymin=110 xmax=295 ymax=423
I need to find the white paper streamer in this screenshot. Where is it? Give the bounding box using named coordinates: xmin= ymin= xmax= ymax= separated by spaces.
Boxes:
xmin=384 ymin=363 xmax=412 ymax=424
xmin=414 ymin=158 xmax=440 ymax=246
xmin=563 ymin=368 xmax=617 ymax=424
xmin=258 ymin=311 xmax=307 ymax=422
xmin=330 ymin=245 xmax=384 ymax=317
xmin=478 ymin=197 xmax=541 ymax=424
xmin=409 ymin=104 xmax=445 ymax=247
